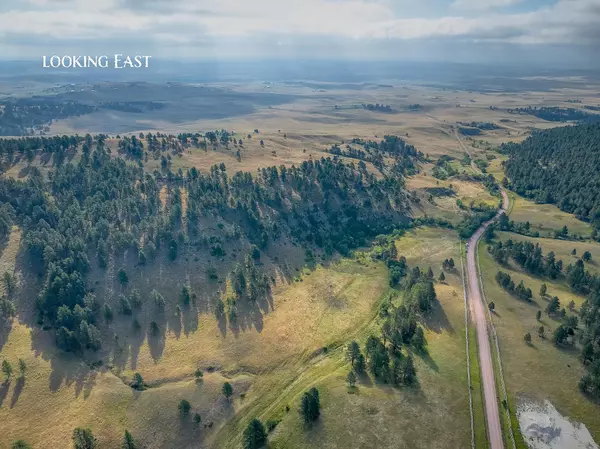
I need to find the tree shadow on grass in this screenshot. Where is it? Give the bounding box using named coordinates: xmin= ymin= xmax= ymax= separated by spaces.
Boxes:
xmin=228 ymin=290 xmax=274 ymax=335
xmin=423 ymin=301 xmax=454 ymax=335
xmin=416 ymin=349 xmax=439 ymax=372
xmin=182 ymin=306 xmax=199 ymax=338
xmin=0 ymin=320 xmax=12 ymax=354
xmin=167 ymin=309 xmax=182 ymax=340
xmin=148 ymin=321 xmax=166 ymax=363
xmin=10 ymin=376 xmax=25 ymax=407
xmin=29 ymin=326 xmax=99 ymax=397
xmin=0 ymin=380 xmax=10 ymax=407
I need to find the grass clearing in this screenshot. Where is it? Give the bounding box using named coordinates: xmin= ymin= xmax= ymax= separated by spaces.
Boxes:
xmin=508 ymin=196 xmax=593 ymax=237
xmin=478 ymin=238 xmax=600 ymax=443
xmin=407 ymin=171 xmax=498 ymax=225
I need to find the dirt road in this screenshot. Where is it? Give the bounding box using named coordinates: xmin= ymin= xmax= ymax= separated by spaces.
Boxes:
xmin=451 ymin=126 xmax=509 ymax=448
xmin=466 ymin=189 xmax=509 ymax=449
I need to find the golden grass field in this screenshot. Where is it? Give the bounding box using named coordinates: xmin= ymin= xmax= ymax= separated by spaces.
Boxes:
xmin=509 ymin=196 xmax=594 ymax=238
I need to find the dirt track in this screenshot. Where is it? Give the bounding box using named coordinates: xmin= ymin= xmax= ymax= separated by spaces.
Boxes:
xmin=466 ymin=189 xmax=509 ymax=449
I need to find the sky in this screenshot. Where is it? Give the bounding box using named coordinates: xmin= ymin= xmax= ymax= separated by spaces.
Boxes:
xmin=0 ymin=0 xmax=598 ymax=68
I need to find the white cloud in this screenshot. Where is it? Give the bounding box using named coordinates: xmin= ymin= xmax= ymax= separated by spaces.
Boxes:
xmin=0 ymin=0 xmax=598 ymax=60
xmin=450 ymin=0 xmax=526 ymax=11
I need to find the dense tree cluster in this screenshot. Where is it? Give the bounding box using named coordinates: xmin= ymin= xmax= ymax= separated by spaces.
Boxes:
xmin=431 ymin=155 xmax=457 ymax=180
xmin=100 ymin=101 xmax=164 ymax=113
xmin=361 ymin=103 xmax=393 ymax=113
xmin=329 ymin=136 xmax=422 ymax=175
xmin=350 ymin=263 xmax=433 ymax=386
xmin=495 ymin=271 xmax=533 ymax=301
xmin=0 ymin=132 xmax=418 ymax=353
xmin=506 ymin=106 xmax=597 ymax=122
xmin=456 ymin=208 xmax=497 ymax=239
xmin=0 ymin=98 xmax=95 ymax=136
xmin=503 ymin=124 xmax=600 ymax=226
xmin=458 ymin=121 xmax=500 ymax=131
xmin=489 ymin=239 xmax=563 ymax=279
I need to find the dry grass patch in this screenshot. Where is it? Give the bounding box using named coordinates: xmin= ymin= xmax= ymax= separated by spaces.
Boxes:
xmin=509 ymin=196 xmax=593 ymax=237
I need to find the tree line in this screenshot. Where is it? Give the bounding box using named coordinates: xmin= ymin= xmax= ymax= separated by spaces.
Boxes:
xmin=503 ymin=123 xmax=600 ymax=227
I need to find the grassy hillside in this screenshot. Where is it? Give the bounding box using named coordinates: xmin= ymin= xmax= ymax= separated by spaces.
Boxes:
xmin=0 ymin=226 xmax=476 ymax=449
xmin=0 ymin=256 xmax=387 ymax=448
xmin=219 ymin=227 xmax=473 ymax=449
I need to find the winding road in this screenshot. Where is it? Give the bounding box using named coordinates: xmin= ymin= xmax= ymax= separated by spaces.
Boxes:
xmin=453 ymin=125 xmax=509 ymax=448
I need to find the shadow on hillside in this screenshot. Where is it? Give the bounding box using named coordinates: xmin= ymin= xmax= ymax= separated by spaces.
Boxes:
xmin=423 ymin=301 xmax=454 ymax=335
xmin=6 ymin=217 xmax=330 ymax=398
xmin=0 ymin=380 xmax=10 ymax=407
xmin=10 ymin=376 xmax=25 ymax=408
xmin=0 ymin=235 xmax=12 ymax=353
xmin=0 ymin=321 xmax=12 ymax=354
xmin=29 ymin=328 xmax=99 ymax=398
xmin=228 ymin=290 xmax=273 ymax=336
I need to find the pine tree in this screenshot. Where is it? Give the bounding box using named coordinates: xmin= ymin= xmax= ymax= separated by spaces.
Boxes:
xmin=2 ymin=359 xmax=13 ymax=381
xmin=346 ymin=341 xmax=360 ymax=367
xmin=243 ymin=419 xmax=267 ymax=449
xmin=412 ymin=327 xmax=426 ymax=352
xmin=72 ymin=428 xmax=97 ymax=449
xmin=179 ymin=399 xmax=191 ymax=415
xmin=301 ymin=388 xmax=321 ymax=423
xmin=347 ymin=370 xmax=356 ymax=387
xmin=122 ymin=430 xmax=137 ymax=449
xmin=222 ymin=382 xmax=233 ymax=399
xmin=18 ymin=358 xmax=26 ymax=378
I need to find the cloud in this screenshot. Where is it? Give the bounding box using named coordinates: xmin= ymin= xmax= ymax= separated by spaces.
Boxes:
xmin=450 ymin=0 xmax=526 ymax=11
xmin=0 ymin=0 xmax=598 ymax=65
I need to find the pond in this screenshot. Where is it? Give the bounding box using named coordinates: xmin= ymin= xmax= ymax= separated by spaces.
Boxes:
xmin=517 ymin=399 xmax=598 ymax=449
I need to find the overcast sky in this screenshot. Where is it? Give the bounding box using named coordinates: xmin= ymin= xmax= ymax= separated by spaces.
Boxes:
xmin=0 ymin=0 xmax=598 ymax=67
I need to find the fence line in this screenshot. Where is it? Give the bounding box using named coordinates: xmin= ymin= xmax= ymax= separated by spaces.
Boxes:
xmin=460 ymin=240 xmax=476 ymax=449
xmin=475 ymin=242 xmax=517 ymax=449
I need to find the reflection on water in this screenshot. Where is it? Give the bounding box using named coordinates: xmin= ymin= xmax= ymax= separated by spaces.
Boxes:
xmin=518 ymin=399 xmax=598 ymax=449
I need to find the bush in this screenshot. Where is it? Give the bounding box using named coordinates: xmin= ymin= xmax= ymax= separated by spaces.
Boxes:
xmin=179 ymin=399 xmax=191 ymax=415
